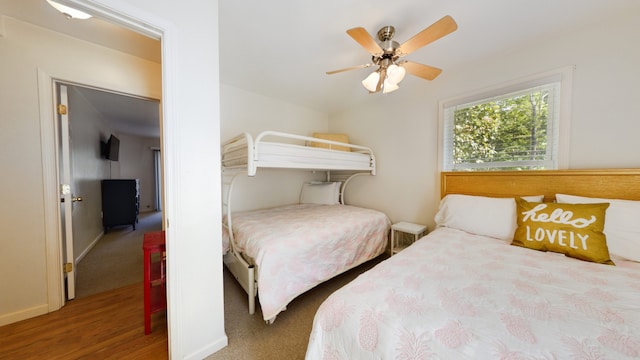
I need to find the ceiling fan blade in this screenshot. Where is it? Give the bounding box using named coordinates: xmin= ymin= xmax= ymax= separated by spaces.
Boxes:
xmin=346 ymin=27 xmax=384 ymax=56
xmin=401 ymin=61 xmax=442 ymax=80
xmin=397 ymin=15 xmax=458 ymax=56
xmin=326 ymin=63 xmax=375 ymax=75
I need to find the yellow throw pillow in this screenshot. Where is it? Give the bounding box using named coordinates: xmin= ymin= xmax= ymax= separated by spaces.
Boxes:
xmin=309 ymin=133 xmax=351 ymax=152
xmin=512 ymin=197 xmax=614 ymax=265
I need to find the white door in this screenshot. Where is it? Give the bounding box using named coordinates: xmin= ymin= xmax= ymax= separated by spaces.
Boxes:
xmin=57 ymin=84 xmax=77 ymax=300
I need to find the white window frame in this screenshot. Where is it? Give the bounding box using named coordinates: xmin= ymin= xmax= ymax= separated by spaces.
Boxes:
xmin=438 ymin=66 xmax=574 ymax=172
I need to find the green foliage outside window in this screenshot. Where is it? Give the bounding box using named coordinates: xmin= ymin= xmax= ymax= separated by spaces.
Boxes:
xmin=453 ymin=90 xmax=549 ymax=170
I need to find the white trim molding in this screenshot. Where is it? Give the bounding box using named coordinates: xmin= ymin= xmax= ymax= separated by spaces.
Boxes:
xmin=438 ymin=65 xmax=574 ymax=172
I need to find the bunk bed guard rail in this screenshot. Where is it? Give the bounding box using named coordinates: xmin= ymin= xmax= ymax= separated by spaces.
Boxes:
xmin=221 ymin=131 xmax=376 ymax=176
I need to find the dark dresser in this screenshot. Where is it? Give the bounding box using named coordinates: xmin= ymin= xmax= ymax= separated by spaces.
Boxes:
xmin=101 ymin=179 xmax=139 ymax=232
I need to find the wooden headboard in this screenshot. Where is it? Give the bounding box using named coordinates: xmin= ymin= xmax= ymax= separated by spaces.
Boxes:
xmin=441 ymin=169 xmax=640 ymax=202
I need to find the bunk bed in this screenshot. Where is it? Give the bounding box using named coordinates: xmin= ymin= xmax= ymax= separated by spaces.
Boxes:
xmin=306 ymin=169 xmax=640 ymax=359
xmin=221 ymin=131 xmax=390 ymax=323
xmin=222 ymin=131 xmax=376 ymax=177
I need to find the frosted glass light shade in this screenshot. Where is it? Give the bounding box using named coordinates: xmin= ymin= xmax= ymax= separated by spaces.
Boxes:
xmin=47 ymin=0 xmax=92 ymax=19
xmin=362 ymin=72 xmax=380 ymax=92
xmin=382 ymin=78 xmax=400 ymax=94
xmin=386 ymin=64 xmax=406 ymax=84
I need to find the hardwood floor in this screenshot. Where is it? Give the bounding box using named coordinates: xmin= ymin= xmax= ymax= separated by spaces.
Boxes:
xmin=0 ymin=283 xmax=167 ymax=359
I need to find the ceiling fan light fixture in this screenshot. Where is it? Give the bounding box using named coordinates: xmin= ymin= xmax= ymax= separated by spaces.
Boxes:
xmin=382 ymin=78 xmax=400 ymax=94
xmin=328 ymin=16 xmax=458 ymax=93
xmin=46 ymin=0 xmax=92 ymax=20
xmin=387 ymin=64 xmax=406 ymax=84
xmin=362 ymin=71 xmax=380 ymax=92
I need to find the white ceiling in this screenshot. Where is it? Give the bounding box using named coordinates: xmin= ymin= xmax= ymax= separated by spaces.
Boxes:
xmin=219 ymin=0 xmax=636 ymax=114
xmin=2 ymin=0 xmax=637 ymax=135
xmin=72 ymin=85 xmax=161 ymax=138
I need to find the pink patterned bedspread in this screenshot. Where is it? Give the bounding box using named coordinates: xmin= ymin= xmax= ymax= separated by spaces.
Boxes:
xmin=224 ymin=204 xmax=390 ymax=322
xmin=306 ymin=227 xmax=640 ymax=359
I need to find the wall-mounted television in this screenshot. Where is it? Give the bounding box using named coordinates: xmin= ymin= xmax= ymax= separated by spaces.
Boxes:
xmin=101 ymin=134 xmax=120 ymax=161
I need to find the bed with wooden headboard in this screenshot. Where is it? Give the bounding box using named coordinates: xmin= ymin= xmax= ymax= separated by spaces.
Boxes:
xmin=307 ymin=169 xmax=640 ymax=359
xmin=441 ymin=168 xmax=640 ymax=201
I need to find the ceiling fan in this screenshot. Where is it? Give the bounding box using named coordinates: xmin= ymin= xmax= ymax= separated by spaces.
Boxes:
xmin=327 ymin=15 xmax=458 ymax=94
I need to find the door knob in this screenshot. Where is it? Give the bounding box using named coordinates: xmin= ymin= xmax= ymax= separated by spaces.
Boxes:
xmin=72 ymin=196 xmax=83 ymax=202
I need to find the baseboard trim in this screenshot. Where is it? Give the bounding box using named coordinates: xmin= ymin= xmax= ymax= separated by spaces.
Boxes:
xmin=185 ymin=336 xmax=229 ymax=360
xmin=0 ymin=303 xmax=49 ymax=327
xmin=75 ymin=232 xmax=104 ymax=264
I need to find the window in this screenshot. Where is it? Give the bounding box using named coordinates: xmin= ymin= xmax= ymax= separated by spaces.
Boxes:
xmin=439 ymin=67 xmax=572 ymax=171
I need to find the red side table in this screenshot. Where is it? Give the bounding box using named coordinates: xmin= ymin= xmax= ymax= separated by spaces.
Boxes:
xmin=143 ymin=230 xmax=166 ymax=335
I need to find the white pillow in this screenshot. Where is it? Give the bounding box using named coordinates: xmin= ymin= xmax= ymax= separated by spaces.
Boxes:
xmin=434 ymin=194 xmax=544 ymax=241
xmin=556 ymin=194 xmax=640 ymax=262
xmin=299 ymin=182 xmax=341 ymax=205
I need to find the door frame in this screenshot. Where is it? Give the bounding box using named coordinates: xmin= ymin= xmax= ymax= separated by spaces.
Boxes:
xmin=36 ymin=0 xmax=171 ymax=316
xmin=38 ymin=76 xmax=164 ymax=307
xmin=38 ymin=69 xmax=65 ymax=311
xmin=52 ymin=80 xmax=162 ymax=301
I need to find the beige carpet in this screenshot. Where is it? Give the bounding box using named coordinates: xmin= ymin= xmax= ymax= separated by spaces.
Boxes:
xmin=207 ymin=255 xmax=386 ymax=360
xmin=76 ymin=211 xmax=162 ymax=298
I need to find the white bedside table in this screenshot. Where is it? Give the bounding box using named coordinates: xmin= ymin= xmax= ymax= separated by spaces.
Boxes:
xmin=391 ymin=221 xmax=427 ymax=255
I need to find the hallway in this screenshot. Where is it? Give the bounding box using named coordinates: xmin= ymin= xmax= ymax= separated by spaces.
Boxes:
xmin=76 ymin=211 xmax=162 ymax=298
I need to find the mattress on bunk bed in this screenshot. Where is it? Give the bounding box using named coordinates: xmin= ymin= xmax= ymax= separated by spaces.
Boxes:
xmin=223 ymin=203 xmax=390 ymax=321
xmin=305 ymin=226 xmax=640 ymax=359
xmin=222 ymin=142 xmax=373 ymax=170
xmin=256 ymin=142 xmax=372 ymax=169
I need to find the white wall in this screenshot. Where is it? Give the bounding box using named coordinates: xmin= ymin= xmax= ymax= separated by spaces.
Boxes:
xmin=0 ymin=15 xmax=160 ymax=325
xmin=221 ymin=84 xmax=328 ymax=141
xmin=221 ymin=84 xmax=329 ymax=211
xmin=67 ymin=85 xmax=115 ymax=261
xmin=0 ymin=17 xmax=49 ymax=323
xmin=329 ymin=6 xmax=640 ymax=229
xmin=116 ymin=133 xmax=160 ymax=212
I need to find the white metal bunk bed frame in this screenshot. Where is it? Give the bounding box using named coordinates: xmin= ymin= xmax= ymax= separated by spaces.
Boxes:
xmin=221 ymin=131 xmax=377 ymax=319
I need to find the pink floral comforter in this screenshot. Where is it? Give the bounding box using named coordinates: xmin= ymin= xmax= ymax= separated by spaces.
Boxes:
xmin=224 ymin=204 xmax=390 ymax=322
xmin=306 ymin=227 xmax=640 ymax=359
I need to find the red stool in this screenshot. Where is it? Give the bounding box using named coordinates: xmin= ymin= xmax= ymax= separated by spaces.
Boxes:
xmin=143 ymin=230 xmax=166 ymax=335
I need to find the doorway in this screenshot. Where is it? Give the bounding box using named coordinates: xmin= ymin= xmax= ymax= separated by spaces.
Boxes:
xmin=54 ymin=82 xmax=162 ymax=299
